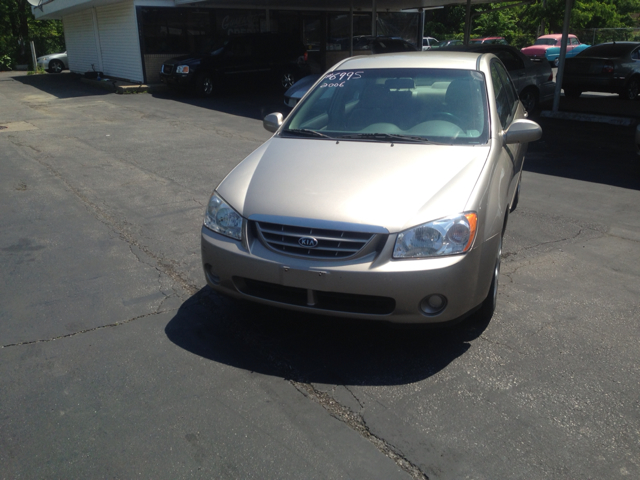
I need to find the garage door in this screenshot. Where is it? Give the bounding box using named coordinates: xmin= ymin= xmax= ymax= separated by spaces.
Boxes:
xmin=96 ymin=2 xmax=144 ymax=82
xmin=63 ymin=10 xmax=100 ymax=74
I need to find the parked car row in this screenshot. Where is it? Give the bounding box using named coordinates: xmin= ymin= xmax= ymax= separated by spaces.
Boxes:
xmin=156 ymin=31 xmax=638 ymax=103
xmin=562 ymin=42 xmax=640 ymax=100
xmin=520 ymin=33 xmax=591 ymax=67
xmin=437 ymin=44 xmax=554 ymax=113
xmin=517 ymin=34 xmax=639 ymax=100
xmin=159 ymin=33 xmax=308 ymax=97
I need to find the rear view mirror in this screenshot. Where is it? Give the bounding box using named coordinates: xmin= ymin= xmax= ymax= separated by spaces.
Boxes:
xmin=503 ymin=119 xmax=542 ymax=144
xmin=263 ymin=112 xmax=284 ymax=133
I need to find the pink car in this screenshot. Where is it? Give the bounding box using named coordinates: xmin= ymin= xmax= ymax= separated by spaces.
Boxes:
xmin=521 ymin=34 xmax=582 ymax=63
xmin=469 ymin=37 xmax=508 ymax=45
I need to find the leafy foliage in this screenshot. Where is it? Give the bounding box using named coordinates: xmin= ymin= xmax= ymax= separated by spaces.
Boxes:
xmin=423 ymin=0 xmax=640 ymax=48
xmin=0 ymin=0 xmax=65 ymax=69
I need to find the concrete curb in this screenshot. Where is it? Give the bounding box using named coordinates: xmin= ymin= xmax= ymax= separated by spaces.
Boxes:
xmin=541 ymin=110 xmax=637 ymax=127
xmin=80 ymin=77 xmax=168 ymax=94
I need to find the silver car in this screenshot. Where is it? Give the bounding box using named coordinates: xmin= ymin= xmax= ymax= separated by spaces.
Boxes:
xmin=201 ymin=52 xmax=541 ymax=325
xmin=36 ymin=51 xmax=68 ymax=73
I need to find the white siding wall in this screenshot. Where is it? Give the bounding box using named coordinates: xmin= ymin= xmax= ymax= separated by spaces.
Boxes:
xmin=96 ymin=2 xmax=143 ymax=82
xmin=63 ymin=10 xmax=100 ymax=74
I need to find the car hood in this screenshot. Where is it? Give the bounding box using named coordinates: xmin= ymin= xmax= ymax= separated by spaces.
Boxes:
xmin=164 ymin=54 xmax=209 ymax=65
xmin=285 ymin=74 xmax=321 ymax=100
xmin=217 ymin=137 xmax=490 ymax=233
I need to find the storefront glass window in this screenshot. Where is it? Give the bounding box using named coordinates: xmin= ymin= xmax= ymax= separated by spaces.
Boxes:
xmin=139 ymin=8 xmax=215 ymax=54
xmin=328 ymin=13 xmax=372 ymax=51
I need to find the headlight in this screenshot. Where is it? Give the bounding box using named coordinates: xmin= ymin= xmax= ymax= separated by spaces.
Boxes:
xmin=393 ymin=212 xmax=478 ymax=258
xmin=176 ymin=65 xmax=190 ymax=74
xmin=203 ymin=192 xmax=244 ymax=240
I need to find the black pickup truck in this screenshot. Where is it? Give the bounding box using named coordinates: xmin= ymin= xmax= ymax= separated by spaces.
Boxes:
xmin=159 ymin=32 xmax=308 ymax=97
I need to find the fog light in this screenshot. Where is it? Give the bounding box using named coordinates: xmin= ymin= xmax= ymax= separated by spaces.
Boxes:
xmin=420 ymin=294 xmax=447 ymax=315
xmin=204 ymin=264 xmax=220 ymax=285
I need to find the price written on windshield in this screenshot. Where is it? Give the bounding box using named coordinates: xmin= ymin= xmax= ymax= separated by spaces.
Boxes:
xmin=320 ymin=71 xmax=363 ymax=88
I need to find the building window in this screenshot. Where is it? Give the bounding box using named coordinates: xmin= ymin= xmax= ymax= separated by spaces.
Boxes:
xmin=139 ymin=8 xmax=215 ymax=54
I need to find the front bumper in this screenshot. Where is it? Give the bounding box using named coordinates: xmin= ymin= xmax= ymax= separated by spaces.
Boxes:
xmin=201 ymin=224 xmax=498 ymax=324
xmin=159 ymin=72 xmax=194 ymax=88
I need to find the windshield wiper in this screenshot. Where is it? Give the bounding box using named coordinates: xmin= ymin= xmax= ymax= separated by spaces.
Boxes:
xmin=339 ymin=133 xmax=429 ymax=143
xmin=282 ymin=129 xmax=332 ymax=139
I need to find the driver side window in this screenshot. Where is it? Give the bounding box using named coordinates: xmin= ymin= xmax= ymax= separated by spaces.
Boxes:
xmin=491 ymin=60 xmax=518 ymax=128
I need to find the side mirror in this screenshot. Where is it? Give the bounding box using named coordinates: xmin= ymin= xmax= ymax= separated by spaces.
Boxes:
xmin=263 ymin=112 xmax=284 ymax=133
xmin=503 ymin=119 xmax=542 ymax=144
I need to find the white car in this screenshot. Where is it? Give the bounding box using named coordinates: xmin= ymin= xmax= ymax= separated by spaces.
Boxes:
xmin=422 ymin=37 xmax=439 ymax=51
xmin=36 ymin=51 xmax=68 ymax=74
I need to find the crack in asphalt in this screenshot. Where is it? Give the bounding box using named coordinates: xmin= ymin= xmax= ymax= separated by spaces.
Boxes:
xmin=343 ymin=384 xmax=366 ymax=411
xmin=292 ymin=380 xmax=429 ymax=480
xmin=1 ymin=310 xmax=167 ymax=348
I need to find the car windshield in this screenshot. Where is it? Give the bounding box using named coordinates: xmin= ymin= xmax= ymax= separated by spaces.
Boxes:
xmin=535 ymin=38 xmax=557 ymax=45
xmin=282 ymin=68 xmax=489 ymax=145
xmin=199 ymin=38 xmax=230 ymax=55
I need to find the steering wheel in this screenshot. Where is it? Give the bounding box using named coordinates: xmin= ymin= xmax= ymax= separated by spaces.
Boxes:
xmin=431 ymin=112 xmax=464 ymax=129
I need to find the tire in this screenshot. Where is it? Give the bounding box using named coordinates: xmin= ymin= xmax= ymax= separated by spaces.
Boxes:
xmin=563 ymin=87 xmax=582 ymax=99
xmin=196 ymin=73 xmax=214 ymax=97
xmin=620 ymin=77 xmax=639 ymax=101
xmin=519 ymin=88 xmax=539 ymax=114
xmin=510 ymin=180 xmax=520 ymax=213
xmin=553 ymin=57 xmax=560 ymax=68
xmin=474 ymin=233 xmax=502 ymax=324
xmin=278 ymin=70 xmax=297 ymax=91
xmin=48 ymin=59 xmax=64 ymax=74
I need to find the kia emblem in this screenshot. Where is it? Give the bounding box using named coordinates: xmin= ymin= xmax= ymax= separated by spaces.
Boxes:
xmin=299 ymin=237 xmax=319 ymax=248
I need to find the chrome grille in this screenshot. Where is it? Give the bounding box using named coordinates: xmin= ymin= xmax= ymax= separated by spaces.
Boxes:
xmin=162 ymin=64 xmax=174 ymax=74
xmin=255 ymin=221 xmax=374 ymax=259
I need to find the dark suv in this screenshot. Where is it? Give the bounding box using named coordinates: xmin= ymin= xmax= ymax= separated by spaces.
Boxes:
xmin=160 ymin=33 xmax=308 ymax=97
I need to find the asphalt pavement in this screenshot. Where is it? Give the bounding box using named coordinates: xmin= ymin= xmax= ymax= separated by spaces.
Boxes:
xmin=1 ymin=71 xmax=639 ymax=479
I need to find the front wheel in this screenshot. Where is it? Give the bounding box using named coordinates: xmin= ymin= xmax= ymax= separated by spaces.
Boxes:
xmin=278 ymin=70 xmax=297 ymax=91
xmin=510 ymin=180 xmax=521 ymax=213
xmin=519 ymin=88 xmax=539 ymax=114
xmin=473 ymin=234 xmax=502 ymax=324
xmin=620 ymin=77 xmax=639 ymax=100
xmin=196 ymin=73 xmax=214 ymax=97
xmin=48 ymin=59 xmax=64 ymax=74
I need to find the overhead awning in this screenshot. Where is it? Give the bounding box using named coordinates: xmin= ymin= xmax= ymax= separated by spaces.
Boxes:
xmin=34 ymin=0 xmax=518 ymax=20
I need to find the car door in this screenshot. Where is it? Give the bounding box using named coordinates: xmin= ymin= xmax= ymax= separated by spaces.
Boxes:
xmin=491 ymin=59 xmax=525 ymax=203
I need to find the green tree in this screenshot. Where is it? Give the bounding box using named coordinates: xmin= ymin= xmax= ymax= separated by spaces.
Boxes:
xmin=0 ymin=0 xmax=64 ymax=69
xmin=521 ymin=0 xmax=640 ymax=34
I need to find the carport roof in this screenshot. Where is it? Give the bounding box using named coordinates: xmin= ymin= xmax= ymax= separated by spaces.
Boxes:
xmin=176 ymin=0 xmax=512 ymax=8
xmin=34 ymin=0 xmax=513 ymax=21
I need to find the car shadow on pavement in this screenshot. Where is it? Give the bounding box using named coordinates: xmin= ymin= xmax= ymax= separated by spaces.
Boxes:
xmin=165 ymin=287 xmax=489 ymax=387
xmin=9 ymin=72 xmax=113 ymax=99
xmin=151 ymin=82 xmax=293 ymax=121
xmin=525 ymin=115 xmax=640 ymax=191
